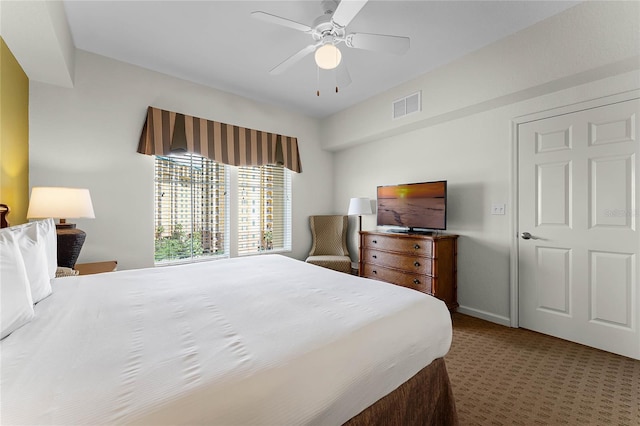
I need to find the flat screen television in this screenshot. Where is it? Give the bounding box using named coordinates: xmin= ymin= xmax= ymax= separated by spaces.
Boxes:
xmin=377 ymin=180 xmax=447 ymax=232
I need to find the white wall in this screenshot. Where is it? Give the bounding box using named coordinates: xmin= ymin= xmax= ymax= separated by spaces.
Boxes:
xmin=29 ymin=50 xmax=333 ymax=269
xmin=1 ymin=0 xmax=75 ymax=87
xmin=329 ymin=1 xmax=640 ymax=325
xmin=322 ymin=1 xmax=640 ymax=151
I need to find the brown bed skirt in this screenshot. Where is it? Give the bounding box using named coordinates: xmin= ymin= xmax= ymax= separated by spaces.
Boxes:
xmin=343 ymin=358 xmax=458 ymax=426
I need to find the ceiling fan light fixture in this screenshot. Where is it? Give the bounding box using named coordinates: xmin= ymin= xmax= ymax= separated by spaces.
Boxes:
xmin=314 ymin=44 xmax=342 ymax=70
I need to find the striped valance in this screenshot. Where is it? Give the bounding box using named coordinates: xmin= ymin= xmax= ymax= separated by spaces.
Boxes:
xmin=137 ymin=106 xmax=302 ymax=173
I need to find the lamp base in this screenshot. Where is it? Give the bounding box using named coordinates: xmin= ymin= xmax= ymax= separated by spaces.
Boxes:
xmin=56 ymin=227 xmax=86 ymax=268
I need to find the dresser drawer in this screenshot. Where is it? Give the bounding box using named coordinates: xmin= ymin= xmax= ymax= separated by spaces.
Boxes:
xmin=362 ymin=234 xmax=433 ymax=257
xmin=362 ymin=263 xmax=433 ymax=294
xmin=363 ymin=249 xmax=433 ymax=275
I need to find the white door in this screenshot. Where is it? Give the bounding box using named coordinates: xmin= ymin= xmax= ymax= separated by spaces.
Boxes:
xmin=518 ymin=98 xmax=640 ymax=360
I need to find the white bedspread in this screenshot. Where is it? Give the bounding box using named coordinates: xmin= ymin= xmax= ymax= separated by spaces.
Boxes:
xmin=1 ymin=255 xmax=452 ymax=425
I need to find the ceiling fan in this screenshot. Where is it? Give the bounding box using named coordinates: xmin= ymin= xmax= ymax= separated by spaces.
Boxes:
xmin=251 ymin=0 xmax=410 ymax=92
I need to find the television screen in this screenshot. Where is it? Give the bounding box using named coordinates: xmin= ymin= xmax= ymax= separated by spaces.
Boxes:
xmin=377 ymin=181 xmax=447 ymax=231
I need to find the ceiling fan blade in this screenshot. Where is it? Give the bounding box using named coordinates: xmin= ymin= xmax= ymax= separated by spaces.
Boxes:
xmin=346 ymin=33 xmax=410 ymax=55
xmin=269 ymin=44 xmax=319 ymax=75
xmin=331 ymin=0 xmax=368 ymax=28
xmin=251 ymin=11 xmax=312 ymax=33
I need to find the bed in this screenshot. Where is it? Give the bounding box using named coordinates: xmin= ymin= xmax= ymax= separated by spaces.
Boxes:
xmin=0 ymin=215 xmax=458 ymax=425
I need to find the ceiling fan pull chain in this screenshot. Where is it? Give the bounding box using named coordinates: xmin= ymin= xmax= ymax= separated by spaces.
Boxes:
xmin=335 ymin=47 xmax=339 ymax=93
xmin=316 ymin=65 xmax=320 ymax=97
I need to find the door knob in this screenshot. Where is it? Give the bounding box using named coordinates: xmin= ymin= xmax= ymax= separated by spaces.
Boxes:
xmin=521 ymin=232 xmax=533 ymax=240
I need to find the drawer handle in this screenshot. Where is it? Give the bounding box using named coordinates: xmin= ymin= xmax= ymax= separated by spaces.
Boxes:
xmin=414 ymin=261 xmax=420 ymax=267
xmin=372 ymin=255 xmax=377 ymax=259
xmin=414 ymin=244 xmax=420 ymax=249
xmin=372 ymin=240 xmax=378 ymax=244
xmin=413 ymin=278 xmax=420 ymax=285
xmin=372 ymin=270 xmax=377 ymax=274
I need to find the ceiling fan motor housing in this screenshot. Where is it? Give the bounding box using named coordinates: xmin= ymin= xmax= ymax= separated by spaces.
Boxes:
xmin=311 ymin=12 xmax=346 ymax=43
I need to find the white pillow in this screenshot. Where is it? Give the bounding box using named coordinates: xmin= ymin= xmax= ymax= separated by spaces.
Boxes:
xmin=35 ymin=218 xmax=58 ymax=279
xmin=15 ymin=233 xmax=52 ymax=303
xmin=0 ymin=232 xmax=35 ymax=339
xmin=1 ymin=219 xmax=55 ymax=303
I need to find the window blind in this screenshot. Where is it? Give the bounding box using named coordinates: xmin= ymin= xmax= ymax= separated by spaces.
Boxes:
xmin=154 ymin=154 xmax=228 ymax=264
xmin=237 ymin=165 xmax=291 ymax=255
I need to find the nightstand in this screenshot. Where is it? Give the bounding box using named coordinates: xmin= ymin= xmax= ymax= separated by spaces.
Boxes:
xmin=74 ymin=261 xmax=118 ymax=276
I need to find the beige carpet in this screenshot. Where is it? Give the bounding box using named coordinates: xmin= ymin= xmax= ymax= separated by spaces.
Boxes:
xmin=445 ymin=313 xmax=640 ymax=425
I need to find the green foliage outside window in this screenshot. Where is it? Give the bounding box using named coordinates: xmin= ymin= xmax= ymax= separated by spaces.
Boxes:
xmin=154 ymin=223 xmax=204 ymax=262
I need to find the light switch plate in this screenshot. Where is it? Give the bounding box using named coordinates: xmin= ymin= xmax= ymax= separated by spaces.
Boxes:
xmin=491 ymin=203 xmax=506 ymax=215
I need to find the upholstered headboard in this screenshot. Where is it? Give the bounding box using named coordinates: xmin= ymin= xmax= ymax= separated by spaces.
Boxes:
xmin=0 ymin=204 xmax=9 ymax=228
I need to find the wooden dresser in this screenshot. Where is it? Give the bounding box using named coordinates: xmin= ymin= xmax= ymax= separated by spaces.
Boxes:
xmin=359 ymin=231 xmax=459 ymax=311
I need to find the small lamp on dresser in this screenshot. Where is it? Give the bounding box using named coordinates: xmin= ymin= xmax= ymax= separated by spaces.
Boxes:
xmin=27 ymin=187 xmax=95 ymax=268
xmin=347 ymin=197 xmax=373 ymax=232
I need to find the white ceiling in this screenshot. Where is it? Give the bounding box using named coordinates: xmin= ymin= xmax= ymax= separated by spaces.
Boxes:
xmin=63 ymin=0 xmax=579 ymax=118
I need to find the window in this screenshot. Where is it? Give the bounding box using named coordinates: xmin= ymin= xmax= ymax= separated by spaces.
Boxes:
xmin=154 ymin=156 xmax=292 ymax=263
xmin=154 ymin=154 xmax=228 ymax=264
xmin=237 ymin=165 xmax=291 ymax=255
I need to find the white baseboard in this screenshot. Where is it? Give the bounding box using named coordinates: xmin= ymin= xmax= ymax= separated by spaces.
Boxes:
xmin=456 ymin=305 xmax=512 ymax=327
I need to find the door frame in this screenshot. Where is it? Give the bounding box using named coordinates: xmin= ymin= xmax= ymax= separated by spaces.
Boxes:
xmin=508 ymin=89 xmax=640 ymax=328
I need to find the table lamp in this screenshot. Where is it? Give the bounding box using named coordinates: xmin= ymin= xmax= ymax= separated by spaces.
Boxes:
xmin=27 ymin=187 xmax=95 ymax=268
xmin=348 ymin=197 xmax=373 ymax=232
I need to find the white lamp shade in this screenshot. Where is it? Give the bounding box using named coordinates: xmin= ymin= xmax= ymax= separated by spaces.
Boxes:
xmin=315 ymin=44 xmax=342 ymax=70
xmin=27 ymin=187 xmax=95 ymax=220
xmin=348 ymin=197 xmax=373 ymax=215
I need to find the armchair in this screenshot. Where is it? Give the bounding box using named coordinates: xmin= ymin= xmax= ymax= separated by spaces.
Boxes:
xmin=305 ymin=215 xmax=352 ymax=274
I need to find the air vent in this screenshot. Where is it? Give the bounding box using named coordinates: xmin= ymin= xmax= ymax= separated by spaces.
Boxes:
xmin=392 ymin=91 xmax=421 ymax=120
